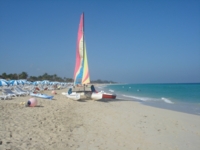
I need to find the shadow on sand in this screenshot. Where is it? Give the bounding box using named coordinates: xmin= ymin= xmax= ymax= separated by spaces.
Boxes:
xmin=96 ymin=98 xmax=137 ymax=103
xmin=75 ymin=98 xmax=138 ymax=103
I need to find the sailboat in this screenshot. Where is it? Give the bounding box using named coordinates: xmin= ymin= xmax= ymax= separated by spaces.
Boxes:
xmin=90 ymin=85 xmax=116 ymax=100
xmin=66 ymin=13 xmax=89 ymax=100
xmin=66 ymin=13 xmax=116 ymax=101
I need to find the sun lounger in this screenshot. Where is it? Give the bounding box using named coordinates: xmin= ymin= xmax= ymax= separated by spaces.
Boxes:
xmin=0 ymin=94 xmax=12 ymax=100
xmin=3 ymin=88 xmax=23 ymax=97
xmin=14 ymin=87 xmax=29 ymax=95
xmin=0 ymin=95 xmax=7 ymax=100
xmin=13 ymin=88 xmax=27 ymax=96
xmin=30 ymin=93 xmax=53 ymax=99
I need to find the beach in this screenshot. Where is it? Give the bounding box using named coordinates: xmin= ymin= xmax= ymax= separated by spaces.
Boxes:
xmin=1 ymin=88 xmax=200 ymax=150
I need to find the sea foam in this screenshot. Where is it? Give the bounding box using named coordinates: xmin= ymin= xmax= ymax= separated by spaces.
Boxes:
xmin=122 ymin=95 xmax=153 ymax=101
xmin=109 ymin=89 xmax=114 ymax=92
xmin=161 ymin=97 xmax=174 ymax=104
xmin=122 ymin=95 xmax=174 ymax=104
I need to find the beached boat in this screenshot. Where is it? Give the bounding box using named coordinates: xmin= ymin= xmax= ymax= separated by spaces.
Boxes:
xmin=72 ymin=14 xmax=116 ymax=100
xmin=101 ymin=91 xmax=116 ymax=99
xmin=68 ymin=13 xmax=91 ymax=100
xmin=91 ymin=92 xmax=103 ymax=100
xmin=66 ymin=92 xmax=81 ymax=101
xmin=91 ymin=85 xmax=116 ymax=100
xmin=30 ymin=93 xmax=53 ymax=100
xmin=64 ymin=88 xmax=80 ymax=101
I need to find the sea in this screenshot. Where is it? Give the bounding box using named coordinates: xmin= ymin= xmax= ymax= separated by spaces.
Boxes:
xmin=96 ymin=83 xmax=200 ymax=115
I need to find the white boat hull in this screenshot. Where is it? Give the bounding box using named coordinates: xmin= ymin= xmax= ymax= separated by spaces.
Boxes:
xmin=66 ymin=92 xmax=80 ymax=101
xmin=62 ymin=92 xmax=67 ymax=95
xmin=91 ymin=92 xmax=103 ymax=100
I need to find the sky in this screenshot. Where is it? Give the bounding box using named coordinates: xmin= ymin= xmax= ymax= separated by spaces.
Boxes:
xmin=0 ymin=0 xmax=200 ymax=83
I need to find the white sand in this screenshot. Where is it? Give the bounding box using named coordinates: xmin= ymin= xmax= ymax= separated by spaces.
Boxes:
xmin=0 ymin=88 xmax=200 ymax=150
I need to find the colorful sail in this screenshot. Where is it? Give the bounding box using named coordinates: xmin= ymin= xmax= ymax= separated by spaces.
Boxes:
xmin=82 ymin=42 xmax=90 ymax=84
xmin=74 ymin=13 xmax=90 ymax=85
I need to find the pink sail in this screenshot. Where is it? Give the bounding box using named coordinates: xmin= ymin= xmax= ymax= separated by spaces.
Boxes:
xmin=74 ymin=13 xmax=90 ymax=85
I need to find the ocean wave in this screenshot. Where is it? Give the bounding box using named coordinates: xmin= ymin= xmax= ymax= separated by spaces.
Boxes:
xmin=97 ymin=85 xmax=107 ymax=89
xmin=109 ymin=89 xmax=114 ymax=92
xmin=122 ymin=95 xmax=153 ymax=101
xmin=161 ymin=97 xmax=174 ymax=104
xmin=122 ymin=95 xmax=174 ymax=104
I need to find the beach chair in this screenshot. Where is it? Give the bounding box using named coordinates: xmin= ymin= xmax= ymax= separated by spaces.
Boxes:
xmin=3 ymin=88 xmax=22 ymax=97
xmin=15 ymin=86 xmax=29 ymax=95
xmin=47 ymin=85 xmax=55 ymax=90
xmin=24 ymin=85 xmax=35 ymax=93
xmin=0 ymin=95 xmax=7 ymax=100
xmin=13 ymin=88 xmax=27 ymax=96
xmin=0 ymin=94 xmax=12 ymax=100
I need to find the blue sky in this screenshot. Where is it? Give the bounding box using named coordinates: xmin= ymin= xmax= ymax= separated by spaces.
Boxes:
xmin=0 ymin=0 xmax=199 ymax=83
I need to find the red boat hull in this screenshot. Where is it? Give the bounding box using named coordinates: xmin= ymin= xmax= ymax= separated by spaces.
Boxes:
xmin=102 ymin=93 xmax=116 ymax=99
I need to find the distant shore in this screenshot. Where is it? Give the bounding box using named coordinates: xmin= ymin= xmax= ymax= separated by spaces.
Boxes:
xmin=0 ymin=88 xmax=200 ymax=150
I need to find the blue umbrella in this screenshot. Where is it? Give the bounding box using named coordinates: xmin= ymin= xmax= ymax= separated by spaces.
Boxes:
xmin=0 ymin=79 xmax=9 ymax=86
xmin=41 ymin=80 xmax=50 ymax=85
xmin=33 ymin=81 xmax=41 ymax=85
xmin=17 ymin=79 xmax=26 ymax=85
xmin=25 ymin=81 xmax=32 ymax=85
xmin=9 ymin=80 xmax=20 ymax=86
xmin=51 ymin=81 xmax=59 ymax=85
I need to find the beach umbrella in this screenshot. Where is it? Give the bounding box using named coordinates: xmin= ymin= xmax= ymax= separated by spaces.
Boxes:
xmin=17 ymin=79 xmax=26 ymax=85
xmin=0 ymin=79 xmax=9 ymax=86
xmin=54 ymin=81 xmax=60 ymax=85
xmin=41 ymin=80 xmax=50 ymax=85
xmin=33 ymin=81 xmax=41 ymax=85
xmin=50 ymin=82 xmax=55 ymax=85
xmin=9 ymin=80 xmax=20 ymax=86
xmin=25 ymin=81 xmax=32 ymax=85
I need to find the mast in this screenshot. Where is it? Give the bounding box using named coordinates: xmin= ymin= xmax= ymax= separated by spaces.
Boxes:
xmin=82 ymin=12 xmax=85 ymax=83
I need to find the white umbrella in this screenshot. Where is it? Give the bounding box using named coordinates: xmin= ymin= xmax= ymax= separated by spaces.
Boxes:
xmin=0 ymin=79 xmax=9 ymax=86
xmin=9 ymin=80 xmax=20 ymax=86
xmin=41 ymin=80 xmax=50 ymax=85
xmin=17 ymin=79 xmax=26 ymax=85
xmin=25 ymin=81 xmax=32 ymax=85
xmin=50 ymin=81 xmax=59 ymax=85
xmin=33 ymin=81 xmax=41 ymax=85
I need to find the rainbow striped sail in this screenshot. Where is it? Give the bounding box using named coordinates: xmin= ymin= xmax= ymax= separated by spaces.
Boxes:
xmin=74 ymin=13 xmax=90 ymax=85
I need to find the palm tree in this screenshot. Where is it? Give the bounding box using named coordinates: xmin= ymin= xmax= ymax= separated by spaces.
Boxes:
xmin=2 ymin=73 xmax=7 ymax=79
xmin=19 ymin=72 xmax=28 ymax=79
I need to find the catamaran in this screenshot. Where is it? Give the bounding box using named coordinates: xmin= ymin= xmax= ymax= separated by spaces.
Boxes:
xmin=66 ymin=13 xmax=116 ymax=100
xmin=66 ymin=13 xmax=89 ymax=100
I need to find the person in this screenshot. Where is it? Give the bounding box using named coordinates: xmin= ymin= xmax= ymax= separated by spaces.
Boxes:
xmin=68 ymin=88 xmax=72 ymax=95
xmin=91 ymin=85 xmax=97 ymax=93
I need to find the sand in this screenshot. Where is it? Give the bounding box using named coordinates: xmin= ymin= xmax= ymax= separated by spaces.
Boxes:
xmin=0 ymin=88 xmax=200 ymax=150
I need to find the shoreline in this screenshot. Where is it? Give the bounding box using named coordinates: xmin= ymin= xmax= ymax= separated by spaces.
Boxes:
xmin=1 ymin=88 xmax=200 ymax=149
xmin=96 ymin=84 xmax=200 ymax=116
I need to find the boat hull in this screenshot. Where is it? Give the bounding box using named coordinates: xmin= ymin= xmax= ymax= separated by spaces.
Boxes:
xmin=102 ymin=93 xmax=116 ymax=99
xmin=91 ymin=91 xmax=116 ymax=100
xmin=91 ymin=93 xmax=103 ymax=100
xmin=66 ymin=92 xmax=80 ymax=101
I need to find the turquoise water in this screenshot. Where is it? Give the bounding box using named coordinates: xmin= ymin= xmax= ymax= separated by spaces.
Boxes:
xmin=97 ymin=83 xmax=200 ymax=115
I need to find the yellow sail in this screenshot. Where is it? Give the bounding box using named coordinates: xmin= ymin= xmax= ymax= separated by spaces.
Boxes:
xmin=82 ymin=42 xmax=90 ymax=84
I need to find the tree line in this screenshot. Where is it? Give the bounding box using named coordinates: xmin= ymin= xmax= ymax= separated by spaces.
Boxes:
xmin=0 ymin=72 xmax=116 ymax=83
